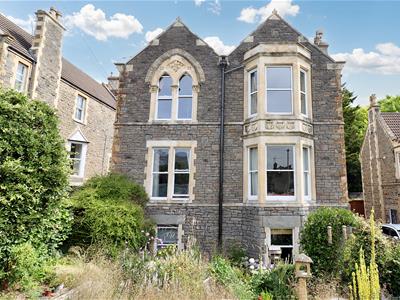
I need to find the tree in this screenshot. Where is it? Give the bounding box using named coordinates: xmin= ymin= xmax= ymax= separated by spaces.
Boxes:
xmin=0 ymin=90 xmax=72 ymax=268
xmin=342 ymin=88 xmax=368 ymax=193
xmin=379 ymin=95 xmax=400 ymax=112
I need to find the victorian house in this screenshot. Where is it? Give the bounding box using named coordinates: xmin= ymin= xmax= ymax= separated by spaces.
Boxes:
xmin=361 ymin=95 xmax=400 ymax=224
xmin=0 ymin=8 xmax=116 ymax=185
xmin=111 ymin=11 xmax=348 ymax=257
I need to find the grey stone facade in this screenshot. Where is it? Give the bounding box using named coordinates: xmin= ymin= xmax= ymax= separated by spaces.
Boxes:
xmin=0 ymin=8 xmax=116 ymax=185
xmin=361 ymin=96 xmax=400 ymax=223
xmin=112 ymin=12 xmax=348 ymax=256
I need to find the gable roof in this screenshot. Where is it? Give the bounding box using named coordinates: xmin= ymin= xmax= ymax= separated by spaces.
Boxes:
xmin=0 ymin=13 xmax=115 ymax=109
xmin=381 ymin=112 xmax=400 ymax=141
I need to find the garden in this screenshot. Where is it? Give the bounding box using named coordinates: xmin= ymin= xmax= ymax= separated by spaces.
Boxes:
xmin=1 ymin=89 xmax=400 ymax=299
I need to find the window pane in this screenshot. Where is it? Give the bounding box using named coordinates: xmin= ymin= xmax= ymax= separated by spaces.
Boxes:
xmin=153 ymin=149 xmax=169 ymax=172
xmin=179 ymin=75 xmax=192 ymax=95
xmin=304 ymin=173 xmax=309 ymax=196
xmin=300 ymin=71 xmax=306 ymax=93
xmin=267 ymin=67 xmax=292 ymax=89
xmin=267 ymin=90 xmax=292 ymax=113
xmin=159 ymin=76 xmax=172 ymax=96
xmin=75 ymin=108 xmax=82 ymax=120
xmin=250 ymin=70 xmax=257 ymax=93
xmin=267 ymin=171 xmax=294 ymax=196
xmin=157 ymin=99 xmax=172 ymax=119
xmin=301 ymin=93 xmax=307 ymax=115
xmin=152 ymin=173 xmax=168 ymax=197
xmin=157 ymin=226 xmax=178 ymax=245
xmin=175 ymin=149 xmax=190 ymax=171
xmin=250 ymin=172 xmax=258 ymax=196
xmin=250 ymin=93 xmax=257 ymax=115
xmin=267 ymin=146 xmax=293 ymax=170
xmin=70 ymin=143 xmax=82 ymax=159
xmin=249 ymin=148 xmax=258 ymax=171
xmin=174 ymin=173 xmax=189 ymax=195
xmin=271 ymin=230 xmax=293 ymax=245
xmin=71 ymin=160 xmax=81 ymax=175
xmin=303 ymin=148 xmax=309 ymax=171
xmin=178 ymin=97 xmax=192 ymax=119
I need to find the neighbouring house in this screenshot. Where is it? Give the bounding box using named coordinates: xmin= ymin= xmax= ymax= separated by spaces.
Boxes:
xmin=361 ymin=94 xmax=400 ymax=223
xmin=0 ymin=8 xmax=116 ymax=185
xmin=111 ymin=10 xmax=348 ymax=258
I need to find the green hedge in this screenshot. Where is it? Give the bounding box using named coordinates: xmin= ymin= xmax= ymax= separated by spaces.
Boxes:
xmin=0 ymin=90 xmax=71 ymax=269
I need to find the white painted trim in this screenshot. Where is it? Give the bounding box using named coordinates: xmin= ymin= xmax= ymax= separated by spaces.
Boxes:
xmin=248 ymin=69 xmax=258 ymax=118
xmin=68 ymin=140 xmax=88 ymax=179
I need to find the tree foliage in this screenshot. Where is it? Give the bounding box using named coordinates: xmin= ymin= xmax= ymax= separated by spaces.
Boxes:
xmin=342 ymin=88 xmax=368 ymax=192
xmin=0 ymin=90 xmax=72 ymax=269
xmin=379 ymin=95 xmax=400 ymax=112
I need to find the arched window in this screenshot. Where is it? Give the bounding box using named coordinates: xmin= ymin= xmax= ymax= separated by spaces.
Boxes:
xmin=157 ymin=75 xmax=173 ymax=119
xmin=178 ymin=74 xmax=192 ymax=119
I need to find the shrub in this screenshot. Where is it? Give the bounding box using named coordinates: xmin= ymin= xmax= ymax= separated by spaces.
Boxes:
xmin=67 ymin=173 xmax=152 ymax=255
xmin=0 ymin=90 xmax=71 ymax=273
xmin=210 ymin=256 xmax=255 ymax=300
xmin=250 ymin=264 xmax=296 ymax=299
xmin=300 ymin=207 xmax=358 ymax=276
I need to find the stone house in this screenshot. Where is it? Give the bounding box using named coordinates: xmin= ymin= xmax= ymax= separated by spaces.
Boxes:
xmin=361 ymin=95 xmax=400 ymax=224
xmin=112 ymin=11 xmax=348 ymax=258
xmin=0 ymin=8 xmax=116 ymax=185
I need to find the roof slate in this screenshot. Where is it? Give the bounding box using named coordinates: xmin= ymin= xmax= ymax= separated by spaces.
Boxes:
xmin=0 ymin=13 xmax=115 ymax=109
xmin=381 ymin=112 xmax=400 ymax=140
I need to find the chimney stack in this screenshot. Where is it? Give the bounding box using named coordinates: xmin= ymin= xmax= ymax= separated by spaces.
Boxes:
xmin=313 ymin=29 xmax=329 ymax=55
xmin=30 ymin=7 xmax=65 ymax=106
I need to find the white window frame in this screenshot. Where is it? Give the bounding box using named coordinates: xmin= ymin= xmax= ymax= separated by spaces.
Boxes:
xmin=74 ymin=95 xmax=87 ymax=123
xmin=266 ymin=145 xmax=296 ymax=201
xmin=265 ymin=66 xmax=293 ymax=115
xmin=172 ymin=148 xmax=191 ymax=199
xmin=14 ymin=62 xmax=28 ymax=92
xmin=248 ymin=69 xmax=258 ymax=117
xmin=151 ymin=148 xmax=169 ymax=200
xmin=300 ymin=69 xmax=307 ymax=116
xmin=177 ymin=75 xmax=193 ymax=120
xmin=248 ymin=147 xmax=258 ymax=200
xmin=303 ymin=147 xmax=311 ymax=201
xmin=156 ymin=75 xmax=173 ymax=120
xmin=68 ymin=141 xmax=87 ymax=178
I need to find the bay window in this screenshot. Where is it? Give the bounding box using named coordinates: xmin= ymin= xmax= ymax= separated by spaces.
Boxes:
xmin=266 ymin=145 xmax=295 ymax=200
xmin=248 ymin=70 xmax=258 ymax=116
xmin=248 ymin=147 xmax=258 ymax=198
xmin=157 ymin=75 xmax=173 ymax=119
xmin=266 ymin=66 xmax=293 ymax=114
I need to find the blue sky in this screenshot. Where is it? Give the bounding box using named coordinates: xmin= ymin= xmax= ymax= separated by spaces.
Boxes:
xmin=1 ymin=0 xmax=400 ymax=106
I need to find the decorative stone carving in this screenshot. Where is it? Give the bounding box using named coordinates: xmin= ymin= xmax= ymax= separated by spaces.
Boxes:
xmin=245 ymin=122 xmax=258 ymax=134
xmin=244 ymin=119 xmax=314 ymax=136
xmin=168 ymin=60 xmax=185 ymax=72
xmin=192 ymin=85 xmax=200 ymax=93
xmin=301 ymin=123 xmax=313 ymax=134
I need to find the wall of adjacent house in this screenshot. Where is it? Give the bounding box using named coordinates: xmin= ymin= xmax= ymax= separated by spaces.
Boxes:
xmin=0 ymin=49 xmax=32 ymax=90
xmin=58 ymin=80 xmax=115 ymax=180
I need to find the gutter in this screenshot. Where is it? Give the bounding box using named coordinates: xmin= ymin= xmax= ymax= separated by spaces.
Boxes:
xmin=218 ymin=56 xmax=228 ymax=250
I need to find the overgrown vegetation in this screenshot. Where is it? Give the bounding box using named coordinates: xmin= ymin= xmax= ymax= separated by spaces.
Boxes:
xmin=66 ymin=173 xmax=153 ymax=256
xmin=0 ymin=89 xmax=71 ymax=291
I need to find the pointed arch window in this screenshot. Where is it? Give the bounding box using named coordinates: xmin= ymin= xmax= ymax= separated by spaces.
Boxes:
xmin=157 ymin=75 xmax=173 ymax=119
xmin=178 ymin=74 xmax=192 ymax=119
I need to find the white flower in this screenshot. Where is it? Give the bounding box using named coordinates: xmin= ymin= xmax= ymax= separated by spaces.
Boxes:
xmin=249 ymin=258 xmax=255 ymax=264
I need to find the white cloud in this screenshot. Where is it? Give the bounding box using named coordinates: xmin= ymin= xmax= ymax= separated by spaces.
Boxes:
xmin=208 ymin=0 xmax=221 ymax=15
xmin=331 ymin=42 xmax=400 ymax=75
xmin=194 ymin=0 xmax=205 ymax=6
xmin=6 ymin=14 xmax=35 ymax=33
xmin=203 ymin=36 xmax=235 ymax=55
xmin=238 ymin=0 xmax=300 ymax=23
xmin=145 ymin=28 xmax=164 ymax=43
xmin=64 ymin=4 xmax=143 ymax=41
